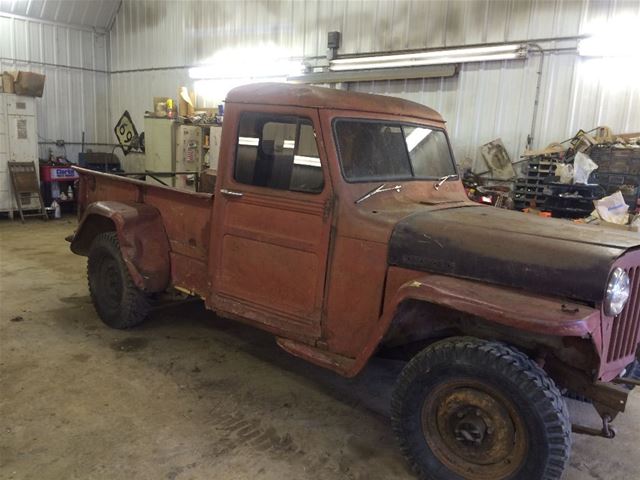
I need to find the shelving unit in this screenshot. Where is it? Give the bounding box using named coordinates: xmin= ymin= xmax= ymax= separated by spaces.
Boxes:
xmin=513 ymin=156 xmax=559 ymax=210
xmin=40 ymin=164 xmax=79 ymax=214
xmin=589 ymin=145 xmax=640 ymax=212
xmin=201 ymin=124 xmax=222 ymax=170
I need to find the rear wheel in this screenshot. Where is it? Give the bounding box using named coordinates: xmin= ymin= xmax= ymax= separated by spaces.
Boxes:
xmin=87 ymin=232 xmax=150 ymax=329
xmin=391 ymin=337 xmax=571 ymax=480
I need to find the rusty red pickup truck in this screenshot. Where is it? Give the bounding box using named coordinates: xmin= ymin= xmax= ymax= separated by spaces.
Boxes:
xmin=69 ymin=83 xmax=640 ymax=480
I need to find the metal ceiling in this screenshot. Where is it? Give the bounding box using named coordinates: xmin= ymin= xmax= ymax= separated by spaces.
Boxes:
xmin=0 ymin=0 xmax=121 ymax=30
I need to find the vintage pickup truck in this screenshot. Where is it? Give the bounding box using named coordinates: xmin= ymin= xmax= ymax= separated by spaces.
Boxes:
xmin=69 ymin=83 xmax=639 ymax=480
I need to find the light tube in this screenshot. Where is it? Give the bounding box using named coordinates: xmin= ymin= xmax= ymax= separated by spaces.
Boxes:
xmin=330 ymin=53 xmax=524 ymax=71
xmin=330 ymin=45 xmax=527 ymax=71
xmin=331 ymin=44 xmax=523 ymax=65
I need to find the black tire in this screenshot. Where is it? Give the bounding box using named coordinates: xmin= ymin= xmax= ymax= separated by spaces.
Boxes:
xmin=87 ymin=232 xmax=150 ymax=329
xmin=391 ymin=337 xmax=571 ymax=480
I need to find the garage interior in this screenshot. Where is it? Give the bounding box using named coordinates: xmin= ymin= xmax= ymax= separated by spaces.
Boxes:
xmin=1 ymin=1 xmax=640 ymax=480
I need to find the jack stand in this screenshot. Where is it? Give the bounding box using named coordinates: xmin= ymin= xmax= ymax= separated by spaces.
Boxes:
xmin=572 ymin=414 xmax=616 ymax=439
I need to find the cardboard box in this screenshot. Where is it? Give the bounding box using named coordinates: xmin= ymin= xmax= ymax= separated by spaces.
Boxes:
xmin=14 ymin=71 xmax=46 ymax=97
xmin=2 ymin=71 xmax=15 ymax=94
xmin=178 ymin=86 xmax=195 ymax=117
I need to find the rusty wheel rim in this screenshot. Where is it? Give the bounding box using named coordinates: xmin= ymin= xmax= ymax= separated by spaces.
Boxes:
xmin=421 ymin=378 xmax=528 ymax=479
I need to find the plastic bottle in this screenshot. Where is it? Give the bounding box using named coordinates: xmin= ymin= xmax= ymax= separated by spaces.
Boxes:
xmin=51 ymin=200 xmax=61 ymax=219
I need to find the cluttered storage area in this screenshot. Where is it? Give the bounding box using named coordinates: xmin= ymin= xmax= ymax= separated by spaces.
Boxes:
xmin=1 ymin=2 xmax=639 ymax=480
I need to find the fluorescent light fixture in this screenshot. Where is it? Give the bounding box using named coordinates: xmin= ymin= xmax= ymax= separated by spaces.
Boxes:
xmin=578 ymin=17 xmax=640 ymax=58
xmin=330 ymin=44 xmax=527 ymax=71
xmin=283 ymin=140 xmax=296 ymax=149
xmin=287 ymin=65 xmax=457 ymax=84
xmin=333 ymin=44 xmax=522 ymax=64
xmin=331 ymin=53 xmax=524 ymax=70
xmin=190 ymin=45 xmax=303 ymax=101
xmin=576 ymin=16 xmax=640 ymax=89
xmin=189 ymin=46 xmax=303 ymax=80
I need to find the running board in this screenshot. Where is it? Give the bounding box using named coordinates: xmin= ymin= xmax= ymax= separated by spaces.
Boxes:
xmin=276 ymin=337 xmax=356 ymax=376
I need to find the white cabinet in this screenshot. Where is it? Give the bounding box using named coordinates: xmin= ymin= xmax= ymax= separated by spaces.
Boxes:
xmin=143 ymin=117 xmax=204 ymax=190
xmin=0 ymin=94 xmax=39 ymax=215
xmin=144 ymin=117 xmax=176 ymax=186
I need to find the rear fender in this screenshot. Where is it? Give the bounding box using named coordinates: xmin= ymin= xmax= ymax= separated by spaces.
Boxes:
xmin=70 ymin=201 xmax=171 ymax=292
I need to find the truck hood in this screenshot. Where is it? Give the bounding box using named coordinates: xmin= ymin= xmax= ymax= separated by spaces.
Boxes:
xmin=388 ymin=205 xmax=640 ymax=303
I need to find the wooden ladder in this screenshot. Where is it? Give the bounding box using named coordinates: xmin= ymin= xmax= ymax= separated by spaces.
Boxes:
xmin=8 ymin=161 xmax=47 ymax=222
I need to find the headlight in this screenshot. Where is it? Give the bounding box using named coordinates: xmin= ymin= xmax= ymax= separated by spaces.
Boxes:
xmin=605 ymin=267 xmax=630 ymax=316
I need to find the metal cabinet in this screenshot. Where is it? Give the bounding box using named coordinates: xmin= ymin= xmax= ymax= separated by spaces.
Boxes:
xmin=175 ymin=124 xmax=202 ymax=189
xmin=143 ymin=117 xmax=203 ymax=190
xmin=143 ymin=117 xmax=176 ymax=183
xmin=0 ymin=94 xmax=39 ymax=215
xmin=203 ymin=125 xmax=222 ymax=170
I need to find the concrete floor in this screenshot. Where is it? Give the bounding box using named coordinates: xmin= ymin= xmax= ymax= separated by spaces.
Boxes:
xmin=0 ymin=218 xmax=638 ymax=480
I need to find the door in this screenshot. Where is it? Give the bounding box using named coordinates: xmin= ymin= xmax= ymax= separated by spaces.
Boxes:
xmin=6 ymin=95 xmax=37 ymax=163
xmin=175 ymin=125 xmax=202 ymax=190
xmin=212 ymin=107 xmax=332 ymax=338
xmin=144 ymin=117 xmax=176 ymax=186
xmin=7 ymin=114 xmax=37 ymax=162
xmin=0 ymin=96 xmax=12 ymax=211
xmin=4 ymin=95 xmax=38 ymax=213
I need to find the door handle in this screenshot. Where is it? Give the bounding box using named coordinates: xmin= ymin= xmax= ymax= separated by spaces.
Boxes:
xmin=220 ymin=188 xmax=244 ymax=198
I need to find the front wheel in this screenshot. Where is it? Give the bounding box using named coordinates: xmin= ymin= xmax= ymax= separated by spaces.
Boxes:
xmin=391 ymin=337 xmax=571 ymax=480
xmin=87 ymin=232 xmax=150 ymax=329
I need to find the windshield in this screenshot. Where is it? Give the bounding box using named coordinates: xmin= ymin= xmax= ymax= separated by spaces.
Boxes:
xmin=334 ymin=119 xmax=456 ymax=182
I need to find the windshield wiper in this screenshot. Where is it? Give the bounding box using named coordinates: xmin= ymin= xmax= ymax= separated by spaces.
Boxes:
xmin=355 ymin=183 xmax=402 ymax=204
xmin=433 ymin=174 xmax=459 ymax=190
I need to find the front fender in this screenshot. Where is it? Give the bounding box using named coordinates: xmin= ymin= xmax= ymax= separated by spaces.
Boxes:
xmin=70 ymin=201 xmax=171 ymax=292
xmin=384 ymin=272 xmax=601 ymax=338
xmin=343 ymin=268 xmax=601 ymax=378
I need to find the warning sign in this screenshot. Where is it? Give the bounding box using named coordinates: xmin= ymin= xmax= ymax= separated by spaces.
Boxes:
xmin=113 ymin=110 xmax=139 ymax=155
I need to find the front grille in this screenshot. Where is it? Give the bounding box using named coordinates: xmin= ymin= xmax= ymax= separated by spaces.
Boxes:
xmin=607 ymin=266 xmax=640 ymax=362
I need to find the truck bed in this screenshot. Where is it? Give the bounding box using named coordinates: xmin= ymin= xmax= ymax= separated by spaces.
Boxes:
xmin=75 ymin=167 xmax=214 ymax=296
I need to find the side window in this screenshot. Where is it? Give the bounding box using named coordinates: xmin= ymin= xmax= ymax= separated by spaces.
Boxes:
xmin=234 ymin=113 xmax=324 ymax=194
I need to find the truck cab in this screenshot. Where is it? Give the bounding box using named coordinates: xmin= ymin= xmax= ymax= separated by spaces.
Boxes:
xmin=69 ymin=83 xmax=640 ymax=480
xmin=211 ymin=84 xmax=467 ymax=358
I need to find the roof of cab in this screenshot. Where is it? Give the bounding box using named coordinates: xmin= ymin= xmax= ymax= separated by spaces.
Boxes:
xmin=225 ymin=82 xmax=444 ymax=123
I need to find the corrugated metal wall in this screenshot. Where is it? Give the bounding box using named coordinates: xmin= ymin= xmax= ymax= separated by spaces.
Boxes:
xmin=5 ymin=1 xmax=634 ymax=167
xmin=108 ymin=0 xmax=640 ymax=169
xmin=0 ymin=13 xmax=110 ymax=161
